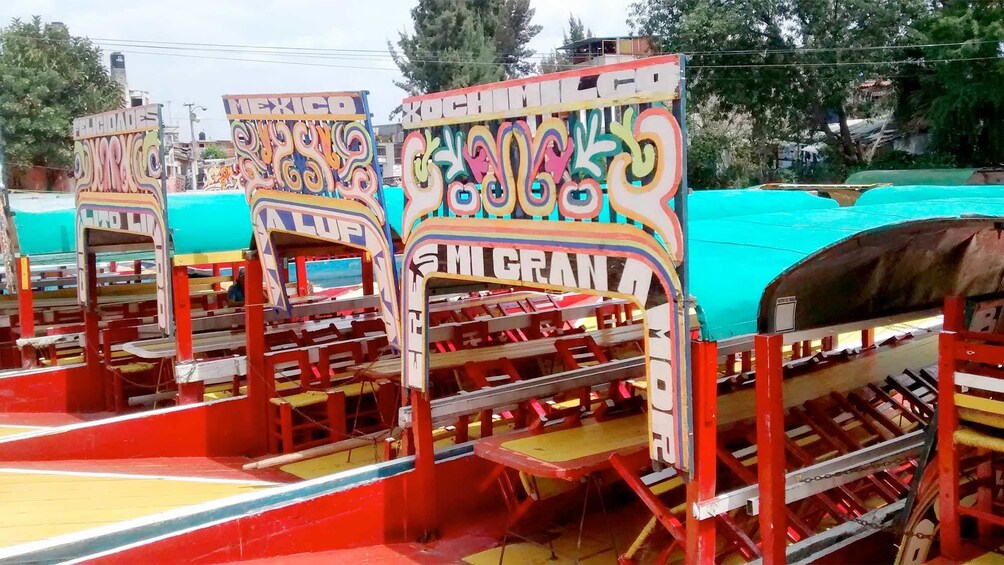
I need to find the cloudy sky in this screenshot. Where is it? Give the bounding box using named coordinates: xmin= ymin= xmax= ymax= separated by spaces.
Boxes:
xmin=0 ymin=0 xmax=634 ymax=141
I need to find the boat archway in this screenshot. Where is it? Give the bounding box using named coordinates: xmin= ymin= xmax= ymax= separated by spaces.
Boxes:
xmin=248 ymin=191 xmax=402 ymax=347
xmin=224 ymin=90 xmax=402 ymax=346
xmin=400 ymin=217 xmax=688 ymax=465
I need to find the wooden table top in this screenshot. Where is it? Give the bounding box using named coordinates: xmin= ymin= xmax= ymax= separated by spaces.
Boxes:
xmin=473 ymin=413 xmax=649 ymax=481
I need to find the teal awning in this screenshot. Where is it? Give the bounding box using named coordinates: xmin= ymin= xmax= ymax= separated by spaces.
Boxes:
xmin=690 ymin=196 xmax=1004 ymax=340
xmin=10 ymin=191 xmax=252 ymax=259
xmin=165 ymin=192 xmax=252 ymax=256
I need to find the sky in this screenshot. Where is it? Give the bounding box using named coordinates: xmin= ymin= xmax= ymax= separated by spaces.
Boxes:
xmin=0 ymin=0 xmax=635 ymax=141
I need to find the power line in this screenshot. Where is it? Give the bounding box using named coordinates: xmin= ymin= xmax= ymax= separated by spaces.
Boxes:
xmin=112 ymin=47 xmax=999 ymax=72
xmin=692 ymin=56 xmax=1001 ymax=69
xmin=4 ymin=31 xmax=1004 ymax=65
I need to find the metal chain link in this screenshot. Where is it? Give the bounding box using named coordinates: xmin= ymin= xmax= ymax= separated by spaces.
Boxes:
xmin=798 ymin=454 xmax=914 ymax=485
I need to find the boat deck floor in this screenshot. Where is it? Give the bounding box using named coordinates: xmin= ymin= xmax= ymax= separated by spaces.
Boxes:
xmin=0 ymin=412 xmax=115 ymax=441
xmin=0 ymin=456 xmax=297 ymax=551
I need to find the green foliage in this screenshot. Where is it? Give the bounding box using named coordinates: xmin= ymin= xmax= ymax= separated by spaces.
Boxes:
xmin=0 ymin=17 xmax=122 ymax=180
xmin=474 ymin=0 xmax=542 ymax=78
xmin=390 ymin=0 xmax=540 ymax=102
xmin=848 ymin=149 xmax=958 ymax=175
xmin=629 ymin=0 xmax=925 ymax=166
xmin=896 ymin=3 xmax=1004 ymax=166
xmin=687 ymin=110 xmax=763 ymax=188
xmin=539 ymin=14 xmax=592 ymax=74
xmin=200 ymin=145 xmax=227 ymax=160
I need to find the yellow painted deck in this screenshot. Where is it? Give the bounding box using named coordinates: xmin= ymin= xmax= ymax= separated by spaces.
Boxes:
xmin=280 ymin=446 xmax=383 ymax=480
xmin=0 ymin=426 xmax=45 ymax=439
xmin=0 ymin=469 xmax=272 ymax=548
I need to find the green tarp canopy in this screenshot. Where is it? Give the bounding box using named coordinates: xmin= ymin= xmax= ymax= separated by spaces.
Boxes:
xmin=845 ymin=169 xmax=979 ymax=186
xmin=10 ymin=191 xmax=252 ymax=259
xmin=690 ymin=196 xmax=1004 ymax=340
xmin=854 ymin=184 xmax=1004 ymax=206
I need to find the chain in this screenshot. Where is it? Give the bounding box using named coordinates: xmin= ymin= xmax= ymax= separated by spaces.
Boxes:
xmin=798 ymin=454 xmax=914 ymax=484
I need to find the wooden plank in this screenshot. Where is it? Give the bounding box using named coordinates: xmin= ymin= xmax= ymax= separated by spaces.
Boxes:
xmin=954 ymin=393 xmax=1004 ymax=415
xmin=718 ymin=335 xmax=938 ymax=426
xmin=361 ymin=324 xmax=643 ymax=378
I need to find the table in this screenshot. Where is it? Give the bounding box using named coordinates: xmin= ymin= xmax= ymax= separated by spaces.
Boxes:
xmin=359 ymin=324 xmax=644 ymax=379
xmin=473 ymin=413 xmax=649 ymax=481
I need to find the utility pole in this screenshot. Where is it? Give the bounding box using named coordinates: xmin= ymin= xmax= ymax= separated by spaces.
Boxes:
xmin=183 ymin=102 xmax=207 ymax=190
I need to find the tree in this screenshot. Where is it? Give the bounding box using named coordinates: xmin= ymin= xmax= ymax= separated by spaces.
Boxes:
xmin=390 ymin=0 xmax=504 ymax=98
xmin=473 ymin=0 xmax=542 ymax=78
xmin=896 ymin=3 xmax=1004 ymax=166
xmin=390 ymin=0 xmax=540 ymax=103
xmin=0 ymin=17 xmax=122 ymax=188
xmin=200 ymin=145 xmax=227 ymax=160
xmin=539 ymin=14 xmax=592 ymax=74
xmin=629 ymin=0 xmax=925 ymax=167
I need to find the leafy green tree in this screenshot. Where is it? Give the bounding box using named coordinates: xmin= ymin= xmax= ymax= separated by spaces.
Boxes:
xmin=897 ymin=2 xmax=1004 ymax=166
xmin=539 ymin=15 xmax=592 ymax=74
xmin=0 ymin=17 xmax=122 ymax=188
xmin=629 ymin=0 xmax=925 ymax=167
xmin=200 ymin=145 xmax=227 ymax=160
xmin=390 ymin=0 xmax=541 ymax=103
xmin=390 ymin=0 xmax=503 ymax=98
xmin=473 ymin=0 xmax=542 ymax=78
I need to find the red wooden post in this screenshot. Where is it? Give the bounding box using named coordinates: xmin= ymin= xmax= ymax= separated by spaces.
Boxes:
xmin=16 ymin=256 xmax=36 ymax=367
xmin=82 ymin=252 xmax=105 ymax=412
xmin=943 ymin=295 xmax=966 ymax=333
xmin=361 ymin=252 xmax=375 ymax=296
xmin=244 ymin=258 xmax=269 ymax=455
xmin=938 ymin=330 xmax=961 ymax=558
xmin=410 ymin=388 xmax=438 ymax=541
xmin=860 ymin=328 xmax=874 ymax=349
xmin=172 ymin=265 xmax=193 ymax=360
xmin=211 ymin=264 xmax=222 ymax=291
xmin=687 ymin=339 xmax=718 ymax=563
xmin=295 ymin=256 xmax=308 ymax=297
xmin=755 ymin=333 xmax=786 ymax=564
xmin=741 ymin=350 xmax=752 ymax=374
xmin=172 ymin=264 xmax=202 ymax=404
xmin=133 ymin=259 xmax=142 ymax=275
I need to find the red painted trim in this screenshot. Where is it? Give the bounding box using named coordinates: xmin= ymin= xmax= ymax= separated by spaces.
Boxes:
xmin=861 ymin=328 xmax=874 ymax=348
xmin=755 ymin=334 xmax=786 ymax=564
xmin=403 ymin=54 xmax=680 ymax=103
xmin=687 ymin=339 xmax=717 ymax=563
xmin=943 ymin=295 xmax=966 ymax=332
xmin=16 ymin=256 xmax=35 ymax=368
xmin=0 ymin=364 xmax=85 ymax=412
xmin=93 ymin=455 xmax=503 ymax=563
xmin=244 ymin=258 xmax=268 ymax=456
xmin=178 ymin=381 xmax=205 ymax=405
xmin=173 ymin=265 xmax=193 ymax=361
xmin=938 ymin=330 xmax=961 ymax=558
xmin=0 ymin=398 xmax=254 ymax=460
xmin=361 ymin=253 xmax=374 ymax=297
xmin=409 ymin=389 xmax=438 ymax=541
xmin=82 ymin=253 xmax=106 ymax=413
xmin=295 ymin=257 xmax=308 ymax=297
